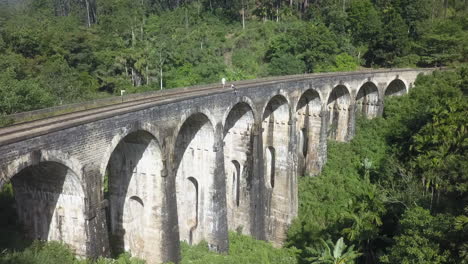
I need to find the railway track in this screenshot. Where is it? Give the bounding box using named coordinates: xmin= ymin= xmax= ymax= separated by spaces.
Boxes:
xmin=0 ymin=68 xmax=431 ymax=146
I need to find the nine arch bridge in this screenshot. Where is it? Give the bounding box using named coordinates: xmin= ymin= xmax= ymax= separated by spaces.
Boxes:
xmin=0 ymin=68 xmax=433 ymax=263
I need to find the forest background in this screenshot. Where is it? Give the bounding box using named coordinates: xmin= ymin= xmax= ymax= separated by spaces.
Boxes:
xmin=0 ymin=0 xmax=466 ymax=118
xmin=0 ymin=0 xmax=467 ymax=263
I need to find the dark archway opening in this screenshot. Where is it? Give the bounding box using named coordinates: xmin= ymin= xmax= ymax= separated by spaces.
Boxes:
xmin=296 ymin=89 xmax=322 ymax=175
xmin=327 ymin=85 xmax=351 ymax=142
xmin=385 ymin=79 xmax=407 ymax=97
xmin=104 ymin=130 xmax=163 ymax=259
xmin=0 ymin=161 xmax=86 ymax=255
xmin=174 ymin=113 xmax=215 ymax=245
xmin=356 ymin=82 xmax=379 ymax=119
xmin=223 ymin=102 xmax=255 ymax=234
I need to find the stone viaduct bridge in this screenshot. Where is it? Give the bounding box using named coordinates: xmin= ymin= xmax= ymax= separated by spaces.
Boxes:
xmin=0 ymin=68 xmax=433 ymax=263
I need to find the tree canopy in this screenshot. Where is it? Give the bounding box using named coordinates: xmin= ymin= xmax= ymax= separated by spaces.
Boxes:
xmin=0 ymin=0 xmax=466 ymax=119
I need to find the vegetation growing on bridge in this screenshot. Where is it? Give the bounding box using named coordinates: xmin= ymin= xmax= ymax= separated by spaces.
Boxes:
xmin=0 ymin=0 xmax=466 ymax=123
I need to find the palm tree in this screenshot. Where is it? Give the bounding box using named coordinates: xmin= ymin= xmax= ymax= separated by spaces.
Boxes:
xmin=309 ymin=237 xmax=361 ymax=264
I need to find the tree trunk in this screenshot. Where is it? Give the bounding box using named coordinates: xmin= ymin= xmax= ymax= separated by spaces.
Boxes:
xmin=85 ymin=0 xmax=91 ymax=27
xmin=54 ymin=0 xmax=70 ymax=17
xmin=146 ymin=65 xmax=149 ymax=85
xmin=242 ymin=8 xmax=245 ymax=29
xmin=444 ymin=0 xmax=448 ymax=18
xmin=276 ymin=6 xmax=279 ymax=22
xmin=131 ymin=26 xmax=136 ymax=47
xmin=160 ymin=68 xmax=163 ymax=90
xmin=242 ymin=0 xmax=245 ymax=30
xmin=185 ymin=8 xmax=189 ymax=29
xmin=141 ymin=17 xmax=145 ymax=41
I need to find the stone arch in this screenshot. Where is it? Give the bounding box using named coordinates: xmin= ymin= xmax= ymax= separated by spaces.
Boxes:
xmin=1 ymin=150 xmax=84 ymax=187
xmin=99 ymin=122 xmax=160 ymax=181
xmin=356 ymin=82 xmax=380 ymax=119
xmin=174 ymin=113 xmax=216 ymax=245
xmin=223 ymin=102 xmax=255 ymax=235
xmin=262 ymin=94 xmax=289 ymax=178
xmin=385 ymin=79 xmax=407 ymax=97
xmin=296 ymin=89 xmax=322 ymax=175
xmin=173 ymin=108 xmax=218 ymax=149
xmin=3 ymin=154 xmax=87 ymax=256
xmin=261 ymin=94 xmax=292 ymax=243
xmin=261 ymin=93 xmax=292 ymax=123
xmin=262 ymin=95 xmax=290 ymax=125
xmin=105 ymin=129 xmax=165 ymax=261
xmin=222 ymin=96 xmax=258 ymax=127
xmin=327 ymin=85 xmax=351 ymax=142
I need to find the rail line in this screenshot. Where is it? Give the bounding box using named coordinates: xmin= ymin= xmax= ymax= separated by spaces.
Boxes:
xmin=0 ymin=68 xmax=431 ymax=146
xmin=0 ymin=72 xmax=324 ymax=139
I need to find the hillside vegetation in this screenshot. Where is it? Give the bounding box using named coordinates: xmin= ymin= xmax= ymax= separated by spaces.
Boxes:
xmin=0 ymin=0 xmax=466 ymax=121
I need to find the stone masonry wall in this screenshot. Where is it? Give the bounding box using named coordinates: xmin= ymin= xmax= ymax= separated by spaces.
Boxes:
xmin=0 ymin=69 xmax=433 ymax=263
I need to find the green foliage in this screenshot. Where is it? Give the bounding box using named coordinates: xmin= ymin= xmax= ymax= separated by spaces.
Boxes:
xmin=0 ymin=69 xmax=54 ymax=115
xmin=0 ymin=241 xmax=145 ymax=264
xmin=410 ymin=96 xmax=468 ymax=194
xmin=380 ymin=207 xmax=450 ymax=264
xmin=365 ymin=8 xmax=410 ymax=66
xmin=0 ymin=241 xmax=78 ymax=264
xmin=307 ymin=237 xmax=361 ymax=264
xmin=180 ymin=232 xmax=298 ymax=264
xmin=347 ymin=0 xmax=382 ymax=47
xmin=268 ymin=53 xmax=305 ymax=76
xmin=0 ymin=0 xmax=466 ymax=119
xmin=266 ymin=22 xmax=341 ymax=72
xmin=316 ymin=53 xmax=359 ymax=72
xmin=416 ymin=17 xmax=468 ymax=66
xmin=287 ymin=137 xmax=387 ymax=263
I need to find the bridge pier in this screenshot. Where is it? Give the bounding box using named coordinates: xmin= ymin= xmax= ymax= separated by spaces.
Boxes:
xmin=0 ymin=68 xmax=433 ymax=264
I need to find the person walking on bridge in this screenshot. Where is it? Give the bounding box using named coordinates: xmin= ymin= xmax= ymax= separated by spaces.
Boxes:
xmin=231 ymin=84 xmax=238 ymax=95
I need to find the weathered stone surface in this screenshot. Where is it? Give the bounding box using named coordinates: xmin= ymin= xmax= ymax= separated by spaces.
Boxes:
xmin=0 ymin=69 xmax=433 ymax=263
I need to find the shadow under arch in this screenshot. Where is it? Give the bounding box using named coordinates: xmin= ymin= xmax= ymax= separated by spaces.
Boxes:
xmin=356 ymin=82 xmax=380 ymax=119
xmin=261 ymin=94 xmax=292 ymax=244
xmin=296 ymin=89 xmax=322 ymax=176
xmin=223 ymin=102 xmax=255 ymax=235
xmin=6 ymin=159 xmax=87 ymax=256
xmin=385 ymin=79 xmax=407 ymax=97
xmin=105 ymin=130 xmax=164 ymax=260
xmin=173 ymin=112 xmax=215 ymax=245
xmin=222 ymin=97 xmax=258 ymax=127
xmin=327 ymin=85 xmax=351 ymax=142
xmin=262 ymin=95 xmax=290 ymax=147
xmin=99 ymin=122 xmax=161 ymax=183
xmin=224 ymin=102 xmax=255 ymax=137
